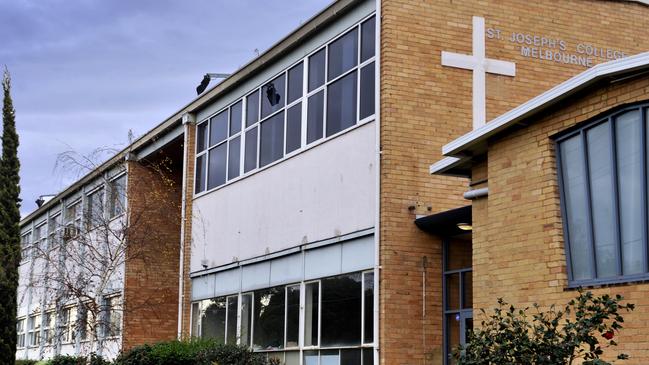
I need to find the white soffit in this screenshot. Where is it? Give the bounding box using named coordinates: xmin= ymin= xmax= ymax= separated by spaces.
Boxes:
xmin=441 ymin=51 xmax=649 ymax=157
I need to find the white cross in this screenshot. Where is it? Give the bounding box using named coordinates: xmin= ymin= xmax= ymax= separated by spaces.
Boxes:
xmin=441 ymin=16 xmax=516 ymax=130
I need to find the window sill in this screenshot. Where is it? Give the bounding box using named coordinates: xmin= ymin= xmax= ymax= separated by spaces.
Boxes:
xmin=566 ymin=274 xmax=649 ymax=290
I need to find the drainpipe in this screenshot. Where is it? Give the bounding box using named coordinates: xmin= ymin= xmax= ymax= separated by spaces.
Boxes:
xmin=463 ymin=187 xmax=488 ymax=200
xmin=373 ymin=1 xmax=382 ymax=364
xmin=177 ymin=113 xmax=194 ymax=339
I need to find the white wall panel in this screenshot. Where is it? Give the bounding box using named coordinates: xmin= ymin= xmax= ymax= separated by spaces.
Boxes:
xmin=191 ymin=122 xmax=375 ymax=272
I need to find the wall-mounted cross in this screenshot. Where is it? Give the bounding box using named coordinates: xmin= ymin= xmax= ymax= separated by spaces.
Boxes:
xmin=441 ymin=16 xmax=516 ymax=130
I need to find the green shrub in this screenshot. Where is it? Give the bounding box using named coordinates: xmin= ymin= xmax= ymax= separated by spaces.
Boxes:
xmin=114 ymin=339 xmax=270 ymax=365
xmin=455 ymin=290 xmax=634 ymax=365
xmin=15 ymin=360 xmax=38 ymax=365
xmin=47 ymin=354 xmax=109 ymax=365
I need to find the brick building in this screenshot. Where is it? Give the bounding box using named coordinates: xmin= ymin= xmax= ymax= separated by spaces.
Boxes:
xmin=16 ymin=0 xmax=649 ymax=363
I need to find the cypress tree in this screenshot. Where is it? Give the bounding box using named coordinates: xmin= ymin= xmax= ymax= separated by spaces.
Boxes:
xmin=0 ymin=67 xmax=21 ymax=363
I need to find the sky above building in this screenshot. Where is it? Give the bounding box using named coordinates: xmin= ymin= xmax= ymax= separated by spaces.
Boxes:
xmin=0 ymin=0 xmax=332 ymax=216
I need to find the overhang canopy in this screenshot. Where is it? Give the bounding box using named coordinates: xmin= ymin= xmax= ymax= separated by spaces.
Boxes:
xmin=415 ymin=205 xmax=472 ymax=237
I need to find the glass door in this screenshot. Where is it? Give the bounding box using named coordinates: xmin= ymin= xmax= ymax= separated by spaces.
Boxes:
xmin=443 ymin=235 xmax=472 ymax=365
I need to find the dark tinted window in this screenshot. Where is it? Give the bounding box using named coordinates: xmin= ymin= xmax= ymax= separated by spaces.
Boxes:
xmin=328 ymin=29 xmax=358 ymax=81
xmin=230 ymin=101 xmax=242 ymax=136
xmin=286 ymin=286 xmax=300 ymax=348
xmin=253 ymin=287 xmax=285 ymax=350
xmin=210 ymin=110 xmax=228 ymax=146
xmin=244 ymin=127 xmax=258 ymax=173
xmin=361 ymin=16 xmax=376 ymax=62
xmin=226 ymin=296 xmax=238 ymax=344
xmin=195 ymin=154 xmax=206 ymax=193
xmin=363 ymin=272 xmax=374 ymax=343
xmin=360 ymin=62 xmax=375 ymax=120
xmin=246 ymin=90 xmax=260 ymax=127
xmin=228 ymin=136 xmax=241 ymax=180
xmin=321 ymin=273 xmax=362 ymax=347
xmin=308 ymin=49 xmax=326 ymax=92
xmin=201 ymin=298 xmax=226 ymax=342
xmin=307 ymin=91 xmax=324 ymax=144
xmin=287 ymin=62 xmax=304 ymax=104
xmin=260 ymin=111 xmax=285 ymax=167
xmin=326 ymin=71 xmax=357 ymax=137
xmin=197 ymin=122 xmax=208 ymax=152
xmin=286 ymin=103 xmax=302 ymax=154
xmin=207 ymin=143 xmax=227 ymax=189
xmin=261 ymin=74 xmax=285 ymax=119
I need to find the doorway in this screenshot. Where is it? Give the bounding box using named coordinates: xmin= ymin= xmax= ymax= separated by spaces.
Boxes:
xmin=443 ymin=235 xmax=472 ymax=365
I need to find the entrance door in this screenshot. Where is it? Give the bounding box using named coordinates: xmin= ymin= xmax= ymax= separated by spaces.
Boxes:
xmin=443 ymin=235 xmax=472 ymax=365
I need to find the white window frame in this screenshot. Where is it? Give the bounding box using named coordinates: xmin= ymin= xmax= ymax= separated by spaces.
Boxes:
xmin=16 ymin=317 xmax=26 ymax=348
xmin=194 ymin=13 xmax=376 ymax=198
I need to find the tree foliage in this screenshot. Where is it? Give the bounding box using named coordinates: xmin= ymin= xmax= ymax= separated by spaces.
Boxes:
xmin=455 ymin=291 xmax=635 ymax=365
xmin=0 ymin=66 xmax=22 ymax=363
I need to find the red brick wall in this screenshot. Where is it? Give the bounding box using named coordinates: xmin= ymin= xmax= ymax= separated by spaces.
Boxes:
xmin=122 ymin=156 xmax=182 ymax=350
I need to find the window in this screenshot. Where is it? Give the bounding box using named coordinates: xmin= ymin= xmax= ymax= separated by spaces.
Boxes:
xmin=194 ymin=14 xmax=376 ymax=195
xmin=20 ymin=233 xmax=31 ymax=262
xmin=27 ymin=314 xmax=40 ymax=347
xmin=443 ymin=237 xmax=473 ymax=365
xmin=86 ymin=188 xmax=105 ymax=227
xmin=17 ymin=318 xmax=25 ymax=348
xmin=195 ymin=100 xmax=245 ymax=193
xmin=43 ymin=312 xmax=55 ymax=345
xmin=102 ymin=296 xmax=122 ymax=337
xmin=109 ymin=175 xmax=127 ymax=218
xmin=190 ymin=269 xmax=375 ymax=357
xmin=49 ymin=214 xmax=61 ymax=248
xmin=33 ymin=223 xmax=47 ymax=255
xmin=556 ymin=106 xmax=649 ymax=285
xmin=64 ymin=201 xmax=82 ymax=240
xmin=253 ymin=287 xmax=285 ymax=350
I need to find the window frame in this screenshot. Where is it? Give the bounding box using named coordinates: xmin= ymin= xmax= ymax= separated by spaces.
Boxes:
xmin=16 ymin=317 xmax=26 ymax=348
xmin=555 ymin=103 xmax=649 ymax=287
xmin=108 ymin=173 xmax=127 ymax=219
xmin=193 ymin=13 xmax=376 ymax=197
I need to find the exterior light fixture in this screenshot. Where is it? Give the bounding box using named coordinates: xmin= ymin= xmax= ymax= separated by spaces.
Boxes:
xmin=196 ymin=73 xmax=230 ymax=95
xmin=457 ymin=222 xmax=472 ymax=231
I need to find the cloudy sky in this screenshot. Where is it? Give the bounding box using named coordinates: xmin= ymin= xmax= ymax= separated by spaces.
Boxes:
xmin=0 ymin=0 xmax=331 ymax=216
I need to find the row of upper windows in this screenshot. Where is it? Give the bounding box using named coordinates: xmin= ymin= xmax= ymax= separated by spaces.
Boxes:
xmin=20 ymin=173 xmax=126 ymax=262
xmin=16 ymin=296 xmax=122 ymax=349
xmin=556 ymin=104 xmax=649 ymax=286
xmin=195 ymin=14 xmax=376 ymax=195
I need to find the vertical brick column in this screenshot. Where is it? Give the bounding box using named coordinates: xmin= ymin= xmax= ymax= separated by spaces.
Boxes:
xmin=179 ymin=115 xmax=196 ymax=338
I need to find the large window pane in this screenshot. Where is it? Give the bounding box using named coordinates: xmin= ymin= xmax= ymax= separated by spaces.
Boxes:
xmin=361 ymin=16 xmax=376 ymax=62
xmin=207 ymin=143 xmax=227 ymax=190
xmin=241 ymin=293 xmax=252 ymax=346
xmin=309 ymin=49 xmax=326 ymax=92
xmin=226 ymin=296 xmax=238 ymax=345
xmin=360 ymin=62 xmax=375 ymax=120
xmin=615 ymin=111 xmax=644 ymax=275
xmin=446 ymin=314 xmax=460 ymax=365
xmin=286 ymin=285 xmax=300 ymax=348
xmin=253 ymin=287 xmax=285 ymax=350
xmin=288 ymin=62 xmax=304 ymax=104
xmin=246 ymin=90 xmax=260 ymax=127
xmin=195 ymin=154 xmax=206 ymax=193
xmin=304 ymin=282 xmax=319 ymax=347
xmin=363 ymin=272 xmax=374 ymax=344
xmin=446 ymin=238 xmax=472 ymax=271
xmin=445 ymin=273 xmax=460 ymax=310
xmin=307 ymin=91 xmax=324 ymax=144
xmin=326 ymin=71 xmax=357 ymax=137
xmin=244 ymin=127 xmax=258 ymax=173
xmin=321 ymin=273 xmax=362 ymax=347
xmin=191 ymin=302 xmax=200 ymax=336
xmin=197 ymin=122 xmax=208 ymax=152
xmin=560 ymin=135 xmax=593 ymax=280
xmin=210 ymin=110 xmax=228 ymax=147
xmin=260 ymin=111 xmax=285 ymax=167
xmin=304 ymin=351 xmax=318 ymax=365
xmin=321 ymin=350 xmax=339 ymax=365
xmin=462 ymin=272 xmax=472 ymax=309
xmin=230 ymin=101 xmax=243 ymax=136
xmin=587 ymin=123 xmax=618 ymax=277
xmin=228 ymin=137 xmax=241 ymax=181
xmin=286 ymin=103 xmax=302 ymax=154
xmin=328 ymin=28 xmax=358 ymax=81
xmin=261 ymin=74 xmax=285 ymax=119
xmin=201 ymin=298 xmax=226 ymax=342
xmin=342 ymin=349 xmax=362 ymax=365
